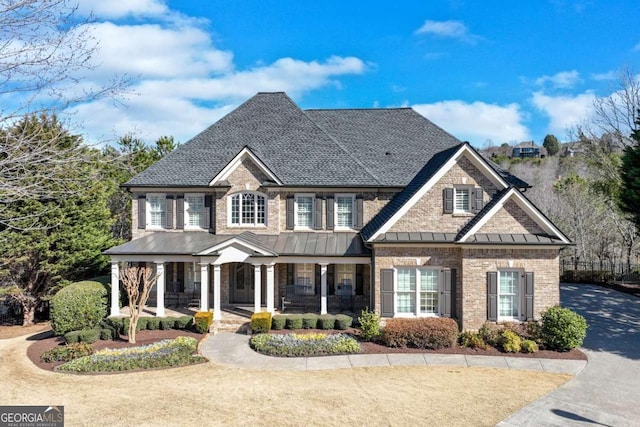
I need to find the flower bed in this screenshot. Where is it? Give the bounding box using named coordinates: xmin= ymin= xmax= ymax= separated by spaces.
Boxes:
xmin=57 ymin=336 xmax=206 ymax=373
xmin=250 ymin=333 xmax=360 ymax=357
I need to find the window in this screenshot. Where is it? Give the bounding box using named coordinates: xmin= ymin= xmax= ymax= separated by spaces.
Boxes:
xmin=454 ymin=187 xmax=471 ymax=213
xmin=185 ymin=262 xmax=201 ymax=293
xmin=335 ymin=264 xmax=355 ymax=295
xmin=185 ymin=194 xmax=205 ymax=228
xmin=396 ymin=268 xmax=442 ymax=316
xmin=148 ymin=194 xmax=166 ymax=227
xmin=295 ymin=264 xmax=314 ymax=295
xmin=295 ymin=194 xmax=313 ymax=228
xmin=335 ymin=194 xmax=354 ymax=228
xmin=229 ymin=192 xmax=266 ymax=226
xmin=498 ymin=270 xmax=520 ymax=319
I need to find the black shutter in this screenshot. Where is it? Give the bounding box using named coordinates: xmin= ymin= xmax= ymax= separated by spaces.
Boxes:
xmin=177 ymin=262 xmax=185 ymax=292
xmin=176 ymin=195 xmax=184 ymax=229
xmin=210 ymin=195 xmax=216 ymax=231
xmin=381 ymin=269 xmax=394 ymax=317
xmin=326 ymin=196 xmax=335 ymax=230
xmin=286 ymin=263 xmax=294 ymax=286
xmin=487 ymin=272 xmax=498 ymax=321
xmin=314 ymin=196 xmax=323 ymax=230
xmin=286 ymin=195 xmax=294 ymax=230
xmin=137 ymin=195 xmax=146 ymax=229
xmin=315 ymin=264 xmax=321 ymax=295
xmin=165 ymin=262 xmax=175 ymax=292
xmin=204 ymin=195 xmax=212 ymax=229
xmin=166 ymin=196 xmax=174 ymax=229
xmin=472 ymin=188 xmax=484 ymax=213
xmin=328 ymin=264 xmax=335 ymax=295
xmin=356 ymin=264 xmax=364 ymax=296
xmin=442 ymin=268 xmax=456 ymax=317
xmin=354 ymin=195 xmax=364 ymax=228
xmin=443 ymin=188 xmax=454 ymax=214
xmin=524 ymin=272 xmax=534 ymax=321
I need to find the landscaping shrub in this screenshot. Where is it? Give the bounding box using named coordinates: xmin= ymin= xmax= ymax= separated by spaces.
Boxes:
xmin=500 ymin=329 xmax=522 ymax=353
xmin=478 ymin=322 xmax=502 ymax=347
xmin=250 ymin=333 xmax=360 ymax=357
xmin=99 ymin=328 xmax=113 ymax=340
xmin=525 ymin=321 xmax=543 ymax=344
xmin=63 ymin=331 xmax=81 ymax=344
xmin=285 ymin=314 xmax=303 ymax=330
xmin=159 ymin=318 xmax=174 ymax=330
xmin=146 ymin=317 xmax=160 ymax=330
xmin=41 ymin=342 xmax=94 ymax=363
xmin=318 ymin=314 xmax=336 ymax=330
xmin=521 ymin=339 xmax=539 ymax=353
xmin=251 ymin=312 xmax=272 ymax=333
xmin=271 ymin=315 xmax=286 ymax=330
xmin=357 ymin=308 xmax=381 ymax=341
xmin=301 ymin=313 xmax=318 ymax=329
xmin=334 ymin=314 xmax=353 ymax=330
xmin=175 ymin=316 xmax=194 ymax=329
xmin=458 ymin=331 xmax=486 ymax=349
xmin=194 ymin=311 xmax=213 ymax=334
xmin=136 ymin=317 xmax=149 ymax=331
xmin=57 ymin=336 xmax=205 ymax=373
xmin=64 ymin=328 xmax=101 ymax=344
xmin=50 ymin=281 xmax=108 ymax=336
xmin=381 ymin=318 xmax=458 ymax=349
xmin=541 ymin=306 xmax=588 ymax=351
xmin=106 ymin=317 xmax=125 ymax=335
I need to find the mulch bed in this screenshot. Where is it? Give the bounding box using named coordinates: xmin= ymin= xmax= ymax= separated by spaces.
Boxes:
xmin=267 ymin=328 xmax=587 ymax=360
xmin=27 ymin=329 xmax=206 ymax=372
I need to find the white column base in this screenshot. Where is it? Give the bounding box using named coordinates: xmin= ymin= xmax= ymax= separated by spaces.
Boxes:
xmin=110 ymin=262 xmax=120 ymax=317
xmin=320 ymin=263 xmax=328 ymax=315
xmin=200 ymin=263 xmax=209 ymax=312
xmin=253 ymin=264 xmax=262 ymax=314
xmin=266 ymin=264 xmax=275 ymax=314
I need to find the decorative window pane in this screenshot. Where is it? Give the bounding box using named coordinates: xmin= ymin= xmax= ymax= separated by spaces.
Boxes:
xmin=186 ymin=195 xmax=205 ymax=227
xmin=336 ymin=264 xmax=354 ymax=295
xmin=396 ymin=268 xmax=416 ymax=313
xmin=499 ymin=271 xmax=520 ymax=318
xmin=229 ymin=192 xmax=266 ymax=226
xmin=295 ymin=264 xmax=315 ymax=295
xmin=336 ymin=196 xmax=353 ymax=227
xmin=455 ymin=188 xmax=470 ymax=212
xmin=420 ymin=270 xmax=439 ymax=314
xmin=148 ymin=195 xmax=166 ymax=227
xmin=296 ymin=196 xmax=313 ymax=227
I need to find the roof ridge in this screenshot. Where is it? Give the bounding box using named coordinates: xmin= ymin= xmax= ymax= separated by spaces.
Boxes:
xmin=300 ymin=109 xmax=384 ymax=185
xmin=305 ymin=107 xmax=413 ymax=112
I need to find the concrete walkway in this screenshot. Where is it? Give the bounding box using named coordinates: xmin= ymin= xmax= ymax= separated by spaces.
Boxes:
xmin=201 ymin=332 xmax=586 ymax=374
xmin=498 ymin=283 xmax=640 ymax=427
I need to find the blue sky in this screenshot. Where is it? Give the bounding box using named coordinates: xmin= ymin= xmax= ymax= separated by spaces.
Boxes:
xmin=65 ymin=0 xmax=640 ymax=147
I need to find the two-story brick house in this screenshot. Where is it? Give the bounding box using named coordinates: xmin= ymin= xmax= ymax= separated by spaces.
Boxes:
xmin=105 ymin=92 xmax=570 ymax=330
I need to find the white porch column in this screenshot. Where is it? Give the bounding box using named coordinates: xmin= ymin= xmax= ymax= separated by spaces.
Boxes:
xmin=320 ymin=263 xmax=328 ymax=315
xmin=199 ymin=263 xmax=209 ymax=312
xmin=213 ymin=264 xmax=222 ymax=320
xmin=253 ymin=264 xmax=262 ymax=314
xmin=155 ymin=262 xmax=165 ymax=317
xmin=266 ymin=263 xmax=275 ymax=314
xmin=110 ymin=262 xmax=120 ymax=317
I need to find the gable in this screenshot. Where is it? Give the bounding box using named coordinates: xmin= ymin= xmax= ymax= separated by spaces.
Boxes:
xmin=476 ymin=199 xmax=545 ymax=235
xmin=212 ymin=148 xmax=278 ymax=191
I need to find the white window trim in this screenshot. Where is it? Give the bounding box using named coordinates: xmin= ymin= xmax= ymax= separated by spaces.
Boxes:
xmin=334 ymin=193 xmax=355 ymax=230
xmin=335 ymin=264 xmax=356 ymax=295
xmin=184 ymin=193 xmax=206 ymax=230
xmin=393 ymin=267 xmax=443 ymax=318
xmin=146 ymin=193 xmax=167 ymax=230
xmin=453 ymin=185 xmax=473 ymax=214
xmin=294 ymin=193 xmax=315 ymax=230
xmin=227 ymin=191 xmax=268 ymax=227
xmin=497 ymin=269 xmax=523 ymax=321
xmin=295 ymin=263 xmax=315 ymax=295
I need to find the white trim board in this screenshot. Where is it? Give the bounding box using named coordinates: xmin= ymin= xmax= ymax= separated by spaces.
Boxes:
xmin=209 ymin=146 xmax=283 ymax=186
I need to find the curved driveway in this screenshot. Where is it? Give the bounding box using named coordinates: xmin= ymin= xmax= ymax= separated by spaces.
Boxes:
xmin=499 ymin=283 xmax=640 ymax=426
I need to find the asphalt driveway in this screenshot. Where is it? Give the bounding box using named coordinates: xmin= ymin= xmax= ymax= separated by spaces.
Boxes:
xmin=499 ymin=283 xmax=640 ymax=426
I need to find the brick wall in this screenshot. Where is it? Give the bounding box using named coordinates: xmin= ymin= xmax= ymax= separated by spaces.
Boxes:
xmin=477 ymin=199 xmax=545 ymax=235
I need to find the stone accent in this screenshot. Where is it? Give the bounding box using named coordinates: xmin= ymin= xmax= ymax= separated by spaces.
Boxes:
xmin=388 ymin=155 xmax=498 ymax=234
xmin=477 ymin=199 xmax=545 ymax=235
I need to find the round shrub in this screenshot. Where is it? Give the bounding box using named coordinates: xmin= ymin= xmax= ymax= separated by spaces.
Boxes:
xmin=334 ymin=314 xmax=353 ymax=330
xmin=286 ymin=315 xmax=303 ymax=330
xmin=159 ymin=318 xmax=174 ymax=330
xmin=175 ymin=316 xmax=194 ymax=329
xmin=146 ymin=317 xmax=160 ymax=330
xmin=318 ymin=314 xmax=336 ymax=330
xmin=521 ymin=339 xmax=539 ymax=353
xmin=459 ymin=331 xmax=486 ymax=349
xmin=357 ymin=308 xmax=381 ymax=341
xmin=541 ymin=306 xmax=588 ymax=351
xmin=302 ymin=313 xmax=318 ymax=329
xmin=50 ymin=281 xmax=108 ymax=336
xmin=500 ymin=329 xmax=522 ymax=353
xmin=271 ymin=315 xmax=286 ymax=330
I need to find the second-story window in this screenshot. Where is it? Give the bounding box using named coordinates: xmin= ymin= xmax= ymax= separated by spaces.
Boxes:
xmin=185 ymin=194 xmax=205 ymax=228
xmin=148 ymin=194 xmax=166 ymax=227
xmin=230 ymin=192 xmax=266 ymax=226
xmin=295 ymin=194 xmax=313 ymax=228
xmin=454 ymin=187 xmax=471 ymax=213
xmin=335 ymin=195 xmax=354 ymax=228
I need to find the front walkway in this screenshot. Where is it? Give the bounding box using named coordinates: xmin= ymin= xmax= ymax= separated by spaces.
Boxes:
xmin=498 ymin=283 xmax=640 ymax=427
xmin=200 ymin=332 xmax=586 ymax=374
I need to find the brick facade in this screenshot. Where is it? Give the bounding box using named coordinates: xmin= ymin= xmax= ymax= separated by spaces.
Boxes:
xmin=477 ymin=199 xmax=545 ymax=235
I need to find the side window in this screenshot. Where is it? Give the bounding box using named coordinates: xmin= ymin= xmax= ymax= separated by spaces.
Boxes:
xmin=147 ymin=193 xmax=166 ymax=228
xmin=295 ymin=194 xmax=313 ymax=228
xmin=335 ymin=194 xmax=354 ymax=228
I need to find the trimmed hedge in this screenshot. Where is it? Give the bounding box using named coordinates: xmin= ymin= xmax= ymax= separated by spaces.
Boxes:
xmin=251 ymin=333 xmax=360 ymax=357
xmin=64 ymin=328 xmax=101 ymax=344
xmin=541 ymin=306 xmax=588 ymax=351
xmin=251 ymin=312 xmax=272 ymax=333
xmin=335 ymin=314 xmax=353 ymax=330
xmin=318 ymin=314 xmax=335 ymax=330
xmin=285 ymin=314 xmax=303 ymax=330
xmin=381 ymin=318 xmax=459 ymax=349
xmin=271 ymin=315 xmax=286 ymax=330
xmin=194 ymin=311 xmax=213 ymax=334
xmin=302 ymin=313 xmax=318 ymax=329
xmin=50 ymin=281 xmax=108 ymax=336
xmin=106 ymin=316 xmax=194 ymax=335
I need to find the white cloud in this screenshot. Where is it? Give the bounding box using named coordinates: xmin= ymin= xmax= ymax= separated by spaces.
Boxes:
xmin=591 ymin=71 xmax=617 ymax=81
xmin=531 ymin=91 xmax=595 ymax=134
xmin=633 ymin=42 xmax=640 ymax=52
xmin=77 ymin=0 xmax=169 ymax=19
xmin=535 ymin=70 xmax=582 ymax=89
xmin=412 ymin=100 xmax=529 ymax=144
xmin=415 ymin=20 xmax=480 ymax=43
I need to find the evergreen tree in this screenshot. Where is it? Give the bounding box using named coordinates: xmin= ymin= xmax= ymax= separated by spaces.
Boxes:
xmin=619 ymin=111 xmax=640 ymax=230
xmin=543 ymin=134 xmax=560 ymax=156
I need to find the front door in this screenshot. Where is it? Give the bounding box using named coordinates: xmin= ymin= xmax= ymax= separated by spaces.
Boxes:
xmin=231 ymin=263 xmax=254 ymax=304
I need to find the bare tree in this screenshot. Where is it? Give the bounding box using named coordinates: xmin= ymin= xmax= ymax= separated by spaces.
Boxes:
xmin=120 ymin=265 xmax=158 ymax=344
